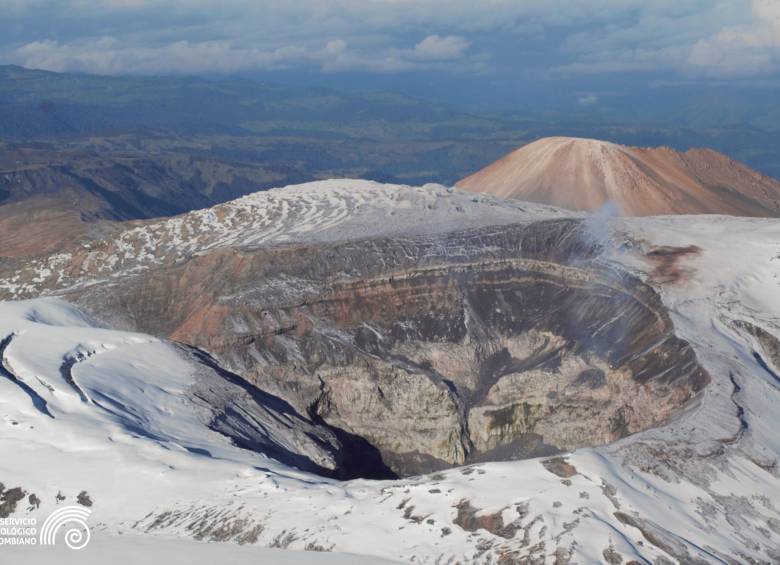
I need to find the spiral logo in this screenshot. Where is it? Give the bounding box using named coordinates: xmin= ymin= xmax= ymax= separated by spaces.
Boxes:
xmin=38 ymin=506 xmax=91 ymax=550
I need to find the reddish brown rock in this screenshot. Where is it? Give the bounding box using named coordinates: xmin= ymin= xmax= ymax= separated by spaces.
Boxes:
xmin=457 ymin=137 xmax=780 ymax=217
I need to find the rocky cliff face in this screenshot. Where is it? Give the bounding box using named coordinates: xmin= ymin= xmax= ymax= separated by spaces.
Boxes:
xmin=0 ymin=181 xmax=709 ymax=477
xmin=164 ymin=231 xmax=705 ymax=476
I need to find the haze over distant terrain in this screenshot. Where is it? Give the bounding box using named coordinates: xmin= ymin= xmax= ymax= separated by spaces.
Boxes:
xmin=2 ymin=1 xmax=779 ymax=121
xmin=1 ymin=65 xmax=780 ymax=197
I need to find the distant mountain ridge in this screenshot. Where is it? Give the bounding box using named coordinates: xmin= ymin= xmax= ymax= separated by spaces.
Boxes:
xmin=3 ymin=65 xmax=780 ymax=182
xmin=0 ymin=64 xmax=470 ymax=139
xmin=457 ymin=136 xmax=780 ymax=217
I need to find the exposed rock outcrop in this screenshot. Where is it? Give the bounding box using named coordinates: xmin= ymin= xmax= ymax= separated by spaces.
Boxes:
xmin=0 ymin=181 xmax=709 ymax=477
xmin=55 ymin=224 xmax=707 ymax=476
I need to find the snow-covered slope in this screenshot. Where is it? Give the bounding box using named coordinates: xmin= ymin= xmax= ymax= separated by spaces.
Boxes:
xmin=3 ymin=534 xmax=397 ymax=565
xmin=0 ymin=179 xmax=570 ymax=300
xmin=2 ymin=209 xmax=780 ymax=563
xmin=0 ymin=297 xmax=346 ymax=496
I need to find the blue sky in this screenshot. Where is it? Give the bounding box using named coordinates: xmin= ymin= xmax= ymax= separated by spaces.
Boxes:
xmin=2 ymin=1 xmax=779 ymax=113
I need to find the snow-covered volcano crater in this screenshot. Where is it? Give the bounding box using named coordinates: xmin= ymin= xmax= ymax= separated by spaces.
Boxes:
xmin=1 ymin=180 xmax=780 ymax=563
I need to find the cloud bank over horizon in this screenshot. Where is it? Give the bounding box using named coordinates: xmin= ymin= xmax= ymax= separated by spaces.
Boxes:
xmin=1 ymin=0 xmax=778 ymax=84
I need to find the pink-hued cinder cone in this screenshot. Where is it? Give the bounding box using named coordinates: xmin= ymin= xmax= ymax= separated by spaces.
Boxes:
xmin=457 ymin=136 xmax=780 ymax=216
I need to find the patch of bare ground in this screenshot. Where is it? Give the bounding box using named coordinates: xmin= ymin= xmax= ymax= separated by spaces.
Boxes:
xmin=601 ymin=480 xmax=621 ymax=509
xmin=142 ymin=506 xmax=264 ymax=544
xmin=541 ymin=457 xmax=578 ymax=478
xmin=602 ymin=542 xmax=623 ymax=564
xmin=454 ymin=499 xmax=526 ymax=539
xmin=304 ymin=541 xmax=334 ymax=552
xmin=646 ymin=245 xmax=702 ymax=284
xmin=77 ymin=490 xmax=93 ymax=507
xmin=0 ymin=483 xmax=26 ymax=518
xmin=614 ymin=512 xmax=711 ymax=564
xmin=270 ymin=530 xmax=297 ymax=549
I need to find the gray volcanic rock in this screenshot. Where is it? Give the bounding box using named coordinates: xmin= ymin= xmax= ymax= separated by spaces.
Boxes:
xmin=0 ymin=180 xmax=709 ymax=477
xmin=166 ymin=228 xmax=706 ymax=476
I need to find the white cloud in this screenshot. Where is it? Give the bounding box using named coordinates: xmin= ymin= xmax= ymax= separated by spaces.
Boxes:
xmin=578 ymin=94 xmax=599 ymax=106
xmin=1 ymin=0 xmax=779 ymax=80
xmin=685 ymin=0 xmax=780 ymax=76
xmin=8 ymin=38 xmax=319 ymax=74
xmin=413 ymin=35 xmax=470 ymax=60
xmin=554 ymin=0 xmax=780 ymax=78
xmin=6 ymin=34 xmax=480 ymax=75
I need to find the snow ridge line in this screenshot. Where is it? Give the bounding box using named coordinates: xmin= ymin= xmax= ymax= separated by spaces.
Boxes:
xmin=0 ymin=333 xmax=54 ymax=418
